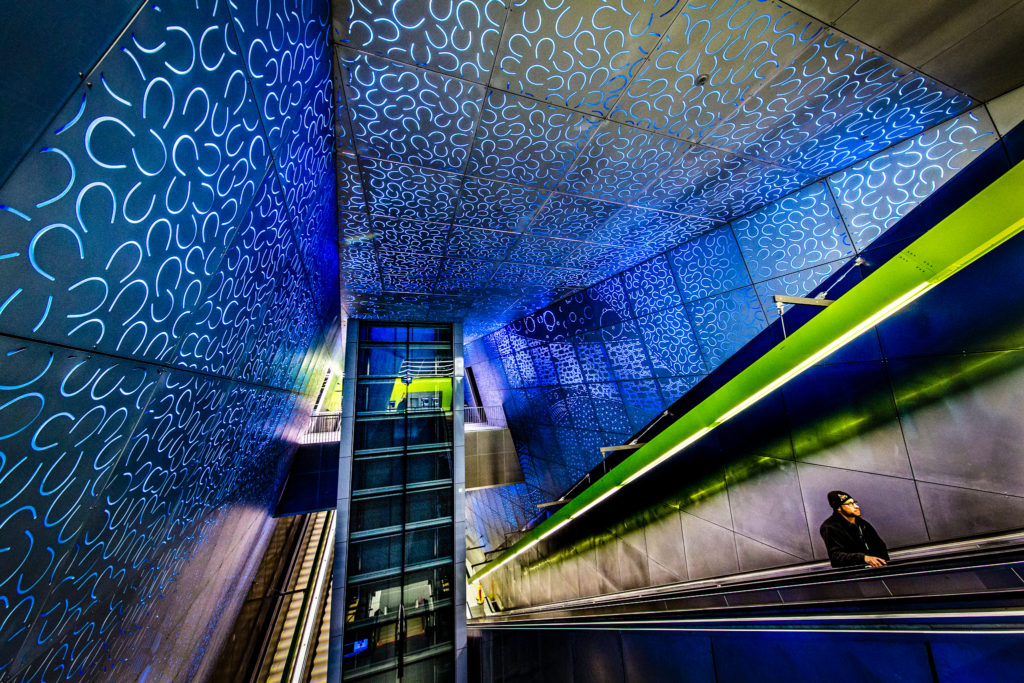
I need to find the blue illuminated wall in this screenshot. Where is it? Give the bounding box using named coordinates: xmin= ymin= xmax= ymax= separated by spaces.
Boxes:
xmin=465 ymin=106 xmax=1008 ymax=571
xmin=0 ymin=0 xmax=337 ymax=679
xmin=330 ymin=0 xmax=976 ymax=336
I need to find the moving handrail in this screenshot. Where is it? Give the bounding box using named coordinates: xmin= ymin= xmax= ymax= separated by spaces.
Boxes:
xmin=473 ymin=531 xmax=1024 ymax=626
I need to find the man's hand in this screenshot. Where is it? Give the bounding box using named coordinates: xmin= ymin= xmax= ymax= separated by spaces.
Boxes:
xmin=864 ymin=555 xmax=887 ymax=568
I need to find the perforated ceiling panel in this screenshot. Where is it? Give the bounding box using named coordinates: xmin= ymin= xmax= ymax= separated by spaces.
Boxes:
xmin=331 ymin=0 xmax=972 ymax=339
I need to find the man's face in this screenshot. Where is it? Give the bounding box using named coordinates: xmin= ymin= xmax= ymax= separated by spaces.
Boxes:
xmin=840 ymin=498 xmax=861 ymax=517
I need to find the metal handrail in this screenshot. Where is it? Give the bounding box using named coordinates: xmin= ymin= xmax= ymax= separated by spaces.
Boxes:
xmin=465 ymin=405 xmax=505 ymax=426
xmin=301 ymin=412 xmax=341 ymax=444
xmin=399 ymin=359 xmax=454 ymax=379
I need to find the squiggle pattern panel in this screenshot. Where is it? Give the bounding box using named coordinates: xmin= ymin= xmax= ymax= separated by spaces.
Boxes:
xmin=732 ymin=182 xmax=852 ymax=282
xmin=333 ymin=0 xmax=978 ymax=337
xmin=338 ymin=50 xmax=485 ymax=171
xmin=611 ymin=0 xmax=818 ymax=140
xmin=829 ymin=108 xmax=998 ymax=250
xmin=336 ymin=0 xmax=505 ymax=83
xmin=0 ymin=0 xmax=337 ymax=679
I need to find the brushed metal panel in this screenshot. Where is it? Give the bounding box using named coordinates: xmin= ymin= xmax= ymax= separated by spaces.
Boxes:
xmin=681 ymin=512 xmax=740 ymax=580
xmin=618 ymin=527 xmax=652 ymax=591
xmin=727 ymin=458 xmax=815 ymax=560
xmin=893 ymin=354 xmax=1024 ymax=498
xmin=781 ymin=0 xmax=858 ymax=23
xmin=680 ymin=475 xmax=735 ymax=529
xmin=987 ymin=83 xmax=1024 ymax=135
xmin=643 ymin=509 xmax=688 ymax=586
xmin=735 ymin=534 xmax=806 ymax=573
xmin=916 ymin=481 xmax=1024 ymax=541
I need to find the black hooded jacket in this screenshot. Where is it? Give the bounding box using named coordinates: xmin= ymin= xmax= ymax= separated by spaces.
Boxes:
xmin=819 ymin=512 xmax=889 ymax=568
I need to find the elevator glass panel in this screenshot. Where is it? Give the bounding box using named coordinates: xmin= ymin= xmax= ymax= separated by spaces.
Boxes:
xmin=343 ymin=323 xmax=455 ymax=681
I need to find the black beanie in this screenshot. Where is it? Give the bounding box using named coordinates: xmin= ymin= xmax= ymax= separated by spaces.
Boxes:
xmin=828 ymin=490 xmax=852 ymax=510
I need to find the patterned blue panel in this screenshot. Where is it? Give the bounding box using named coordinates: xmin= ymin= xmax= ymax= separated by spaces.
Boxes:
xmin=515 ymin=350 xmax=537 ymax=387
xmin=575 ymin=335 xmax=616 ymax=383
xmin=753 ymin=260 xmax=845 ymax=317
xmin=341 ymin=245 xmax=382 ymax=293
xmin=360 ymin=157 xmax=460 ymax=221
xmin=778 ymin=74 xmax=974 ymax=178
xmin=494 ymin=327 xmax=513 ymax=356
xmin=611 ymin=1 xmax=818 ymax=140
xmin=829 ymin=108 xmax=998 ymax=250
xmin=467 ymin=90 xmax=600 ymax=189
xmin=558 ymin=121 xmax=688 ymax=204
xmin=623 ymin=254 xmax=682 ymax=316
xmin=601 ymin=320 xmax=652 ymax=380
xmin=587 ymin=275 xmax=634 ymax=327
xmin=547 ymin=388 xmax=575 ymax=427
xmin=587 ymin=381 xmax=631 ymax=434
xmin=528 ymin=344 xmax=559 ymax=386
xmin=242 ymin=287 xmax=320 ymax=389
xmin=447 ymin=225 xmax=517 ymax=259
xmin=732 ymin=182 xmax=853 ymax=282
xmin=554 ymin=428 xmax=582 ymax=472
xmin=618 ymin=379 xmax=665 ymax=432
xmin=277 ymin=76 xmax=336 ymax=232
xmin=701 ymin=33 xmax=898 ymax=162
xmin=180 ymin=172 xmax=301 ymax=377
xmin=374 ymin=216 xmax=449 ymax=255
xmin=336 ymin=0 xmax=504 ymax=83
xmin=696 ymin=159 xmax=812 ymax=221
xmin=669 ymin=226 xmax=750 ymax=301
xmin=574 ymin=430 xmax=604 ymax=470
xmin=378 ymin=250 xmax=441 ymax=292
xmin=338 ymin=50 xmax=484 ymax=171
xmin=493 ymin=0 xmax=682 ymax=113
xmin=542 ymin=267 xmax=591 ymax=289
xmin=635 ymin=144 xmax=744 ymax=214
xmin=506 ymin=235 xmax=577 ymax=267
xmin=562 ymin=243 xmax=629 ymax=275
xmin=658 ymin=374 xmax=703 ymax=403
xmin=527 ymin=193 xmax=619 ymax=240
xmin=0 ymin=340 xmax=159 ymax=674
xmin=636 ymin=306 xmax=707 ymax=377
xmin=548 ymin=340 xmax=583 ymax=384
xmin=686 ymin=286 xmax=768 ymax=371
xmin=632 ymin=212 xmax=718 ymax=256
xmin=231 ymin=0 xmax=331 ymax=153
xmin=455 ymin=177 xmax=546 ymax=231
xmin=0 ymin=1 xmax=270 ymax=364
xmin=337 ymin=156 xmax=368 ymax=211
xmin=435 ymin=257 xmax=497 ymax=293
xmin=500 ymin=353 xmax=522 ymax=389
xmin=507 ymin=324 xmax=538 ymax=351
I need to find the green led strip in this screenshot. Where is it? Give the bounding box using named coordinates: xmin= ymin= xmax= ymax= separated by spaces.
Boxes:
xmin=471 ymin=158 xmax=1024 ymax=583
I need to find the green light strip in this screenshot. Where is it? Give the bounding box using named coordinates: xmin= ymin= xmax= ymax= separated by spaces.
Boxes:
xmin=471 ymin=158 xmax=1024 ymax=583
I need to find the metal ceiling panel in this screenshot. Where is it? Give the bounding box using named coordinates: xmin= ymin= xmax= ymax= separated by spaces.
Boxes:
xmin=557 ymin=120 xmax=690 ymax=204
xmin=610 ymin=1 xmax=821 ymax=141
xmin=467 ymin=90 xmax=602 ymax=188
xmin=455 ymin=176 xmax=548 ymax=231
xmin=331 ymin=0 xmax=981 ymax=338
xmin=492 ymin=0 xmax=685 ymax=113
xmin=332 ymin=0 xmax=505 ymax=82
xmin=338 ymin=50 xmax=485 ymax=170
